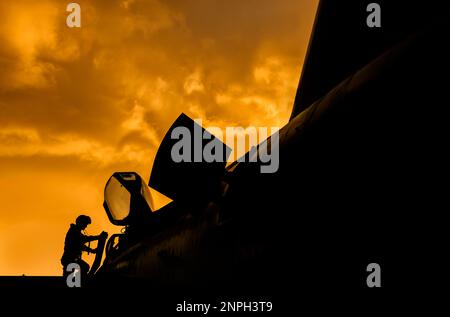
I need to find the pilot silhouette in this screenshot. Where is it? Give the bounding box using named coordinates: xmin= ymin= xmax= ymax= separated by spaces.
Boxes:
xmin=61 ymin=215 xmax=104 ymax=279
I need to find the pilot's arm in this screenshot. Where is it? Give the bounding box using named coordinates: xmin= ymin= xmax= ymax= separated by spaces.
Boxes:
xmin=81 ymin=232 xmax=107 ymax=253
xmin=82 ymin=234 xmax=101 ymax=243
xmin=82 ymin=244 xmax=97 ymax=254
xmin=80 ymin=234 xmax=100 ymax=254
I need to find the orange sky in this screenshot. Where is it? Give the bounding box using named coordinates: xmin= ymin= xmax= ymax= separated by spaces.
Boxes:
xmin=0 ymin=0 xmax=318 ymax=276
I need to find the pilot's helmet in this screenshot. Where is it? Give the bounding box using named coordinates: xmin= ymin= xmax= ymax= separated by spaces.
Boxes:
xmin=76 ymin=215 xmax=92 ymax=226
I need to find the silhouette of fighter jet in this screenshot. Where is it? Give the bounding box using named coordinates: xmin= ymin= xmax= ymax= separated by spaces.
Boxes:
xmin=91 ymin=0 xmax=450 ymax=293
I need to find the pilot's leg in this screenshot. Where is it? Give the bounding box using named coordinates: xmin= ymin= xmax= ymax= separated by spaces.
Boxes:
xmin=78 ymin=259 xmax=90 ymax=277
xmin=61 ymin=260 xmax=69 ymax=278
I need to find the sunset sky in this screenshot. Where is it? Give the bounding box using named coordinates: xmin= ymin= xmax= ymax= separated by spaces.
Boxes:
xmin=0 ymin=0 xmax=318 ymax=276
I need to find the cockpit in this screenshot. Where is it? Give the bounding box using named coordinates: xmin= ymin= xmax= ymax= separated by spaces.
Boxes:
xmin=104 ymin=172 xmax=154 ymax=226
